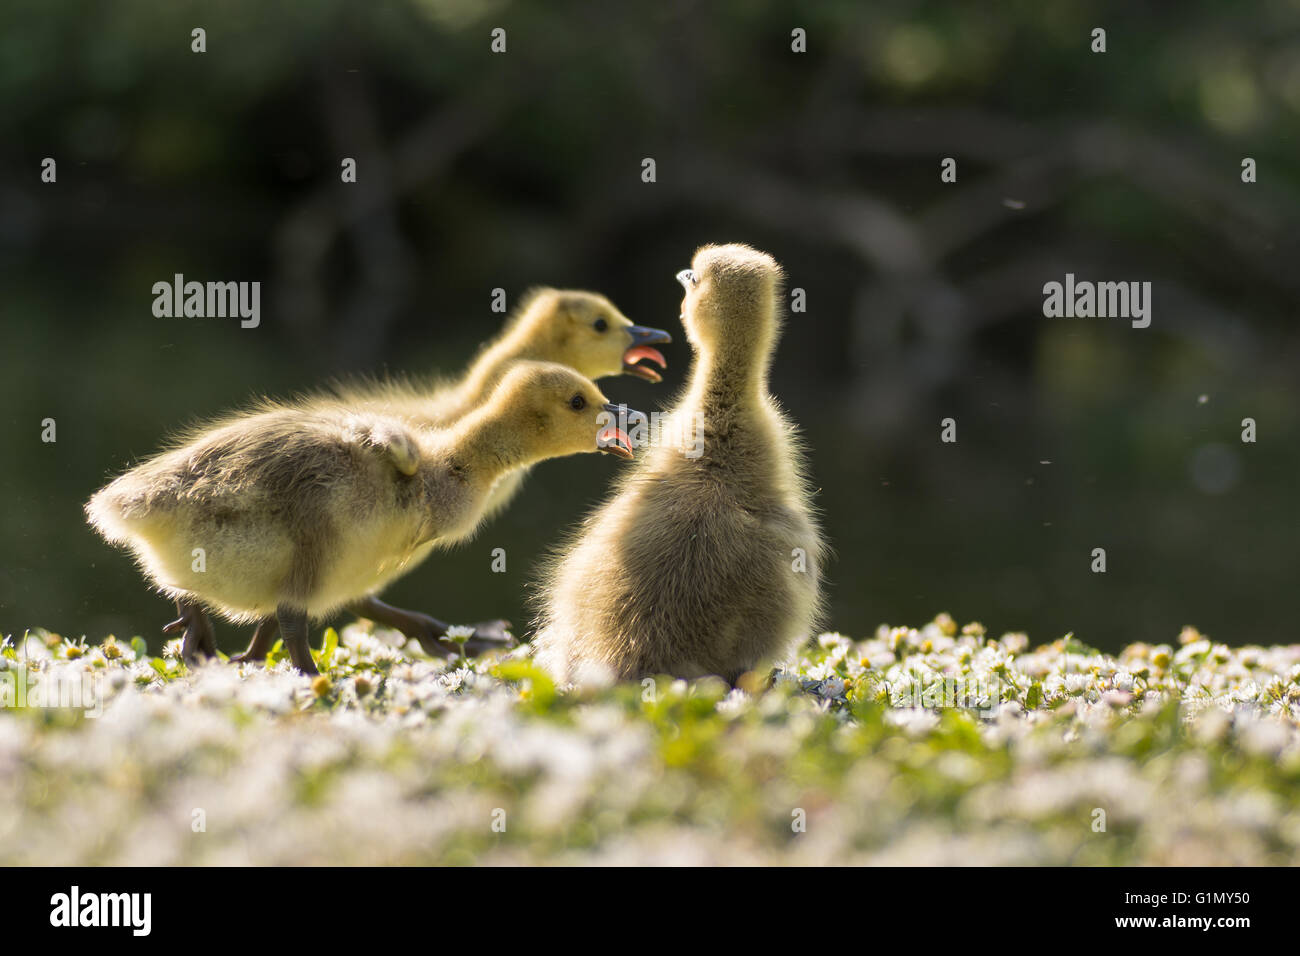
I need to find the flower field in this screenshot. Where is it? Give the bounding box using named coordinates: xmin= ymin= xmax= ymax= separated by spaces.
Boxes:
xmin=2 ymin=617 xmax=1298 ymax=865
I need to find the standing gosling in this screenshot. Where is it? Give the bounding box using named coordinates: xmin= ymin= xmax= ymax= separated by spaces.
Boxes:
xmin=534 ymin=244 xmax=826 ymax=684
xmin=86 ymin=362 xmax=642 ymax=675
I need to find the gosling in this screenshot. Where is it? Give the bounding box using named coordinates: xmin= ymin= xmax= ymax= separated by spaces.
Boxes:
xmin=534 ymin=244 xmax=826 ymax=684
xmin=337 ymin=287 xmax=670 ymax=504
xmin=86 ymin=362 xmax=643 ymax=675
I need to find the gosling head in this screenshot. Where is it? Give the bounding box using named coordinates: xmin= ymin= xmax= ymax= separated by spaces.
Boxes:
xmin=489 ymin=360 xmax=645 ymax=461
xmin=515 ymin=289 xmax=672 ymax=383
xmin=675 ymin=243 xmax=783 ymax=359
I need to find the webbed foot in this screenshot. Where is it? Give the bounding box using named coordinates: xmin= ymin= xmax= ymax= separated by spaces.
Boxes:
xmin=349 ymin=596 xmax=515 ymax=659
xmin=456 ymin=619 xmax=515 ymax=657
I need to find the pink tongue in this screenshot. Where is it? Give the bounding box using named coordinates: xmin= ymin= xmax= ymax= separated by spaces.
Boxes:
xmin=597 ymin=426 xmax=633 ymax=457
xmin=623 ymin=345 xmax=666 ymax=369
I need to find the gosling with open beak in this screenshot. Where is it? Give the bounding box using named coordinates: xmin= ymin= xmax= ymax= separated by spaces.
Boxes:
xmin=622 ymin=325 xmax=672 ymax=383
xmin=596 ymin=402 xmax=649 ymax=459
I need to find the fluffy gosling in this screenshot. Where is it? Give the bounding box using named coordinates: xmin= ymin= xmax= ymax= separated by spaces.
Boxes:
xmin=534 ymin=244 xmax=826 ymax=684
xmin=87 ymin=362 xmax=643 ymax=674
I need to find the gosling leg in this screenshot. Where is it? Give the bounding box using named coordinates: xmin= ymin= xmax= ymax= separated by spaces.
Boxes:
xmin=230 ymin=616 xmax=279 ymax=663
xmin=276 ymin=605 xmax=318 ymax=676
xmin=162 ymin=598 xmax=217 ymax=664
xmin=349 ymin=595 xmax=514 ymax=658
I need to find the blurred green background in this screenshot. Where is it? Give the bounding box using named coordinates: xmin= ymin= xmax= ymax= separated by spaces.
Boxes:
xmin=2 ymin=0 xmax=1297 ymax=653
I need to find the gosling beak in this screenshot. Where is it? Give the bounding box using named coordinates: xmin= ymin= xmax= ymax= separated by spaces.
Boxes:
xmin=675 ymin=269 xmax=698 ymax=320
xmin=596 ymin=402 xmax=647 ymax=460
xmin=622 ymin=325 xmax=672 ymax=383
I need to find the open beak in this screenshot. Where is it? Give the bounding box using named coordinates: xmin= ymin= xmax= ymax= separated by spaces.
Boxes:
xmin=597 ymin=402 xmax=647 ymax=459
xmin=623 ymin=325 xmax=672 ymax=383
xmin=675 ymin=269 xmax=698 ymax=319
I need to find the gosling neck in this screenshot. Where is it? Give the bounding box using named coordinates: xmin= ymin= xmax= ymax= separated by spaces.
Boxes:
xmin=449 ymin=321 xmax=539 ymax=416
xmin=447 ymin=404 xmax=536 ymax=485
xmin=689 ymin=324 xmax=774 ymax=412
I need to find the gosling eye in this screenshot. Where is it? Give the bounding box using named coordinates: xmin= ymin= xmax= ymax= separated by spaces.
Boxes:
xmin=676 ymin=269 xmax=698 ymax=289
xmin=569 ymin=394 xmax=587 ymax=411
xmin=593 ymin=317 xmax=608 ymax=333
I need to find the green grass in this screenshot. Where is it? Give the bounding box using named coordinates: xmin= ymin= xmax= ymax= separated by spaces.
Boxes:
xmin=1 ymin=617 xmax=1298 ymax=864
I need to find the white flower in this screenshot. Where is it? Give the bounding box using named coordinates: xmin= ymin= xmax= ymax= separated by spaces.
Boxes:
xmin=1239 ymin=718 xmax=1290 ymax=758
xmin=884 ymin=708 xmax=940 ymax=735
xmin=814 ymin=677 xmax=845 ymax=699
